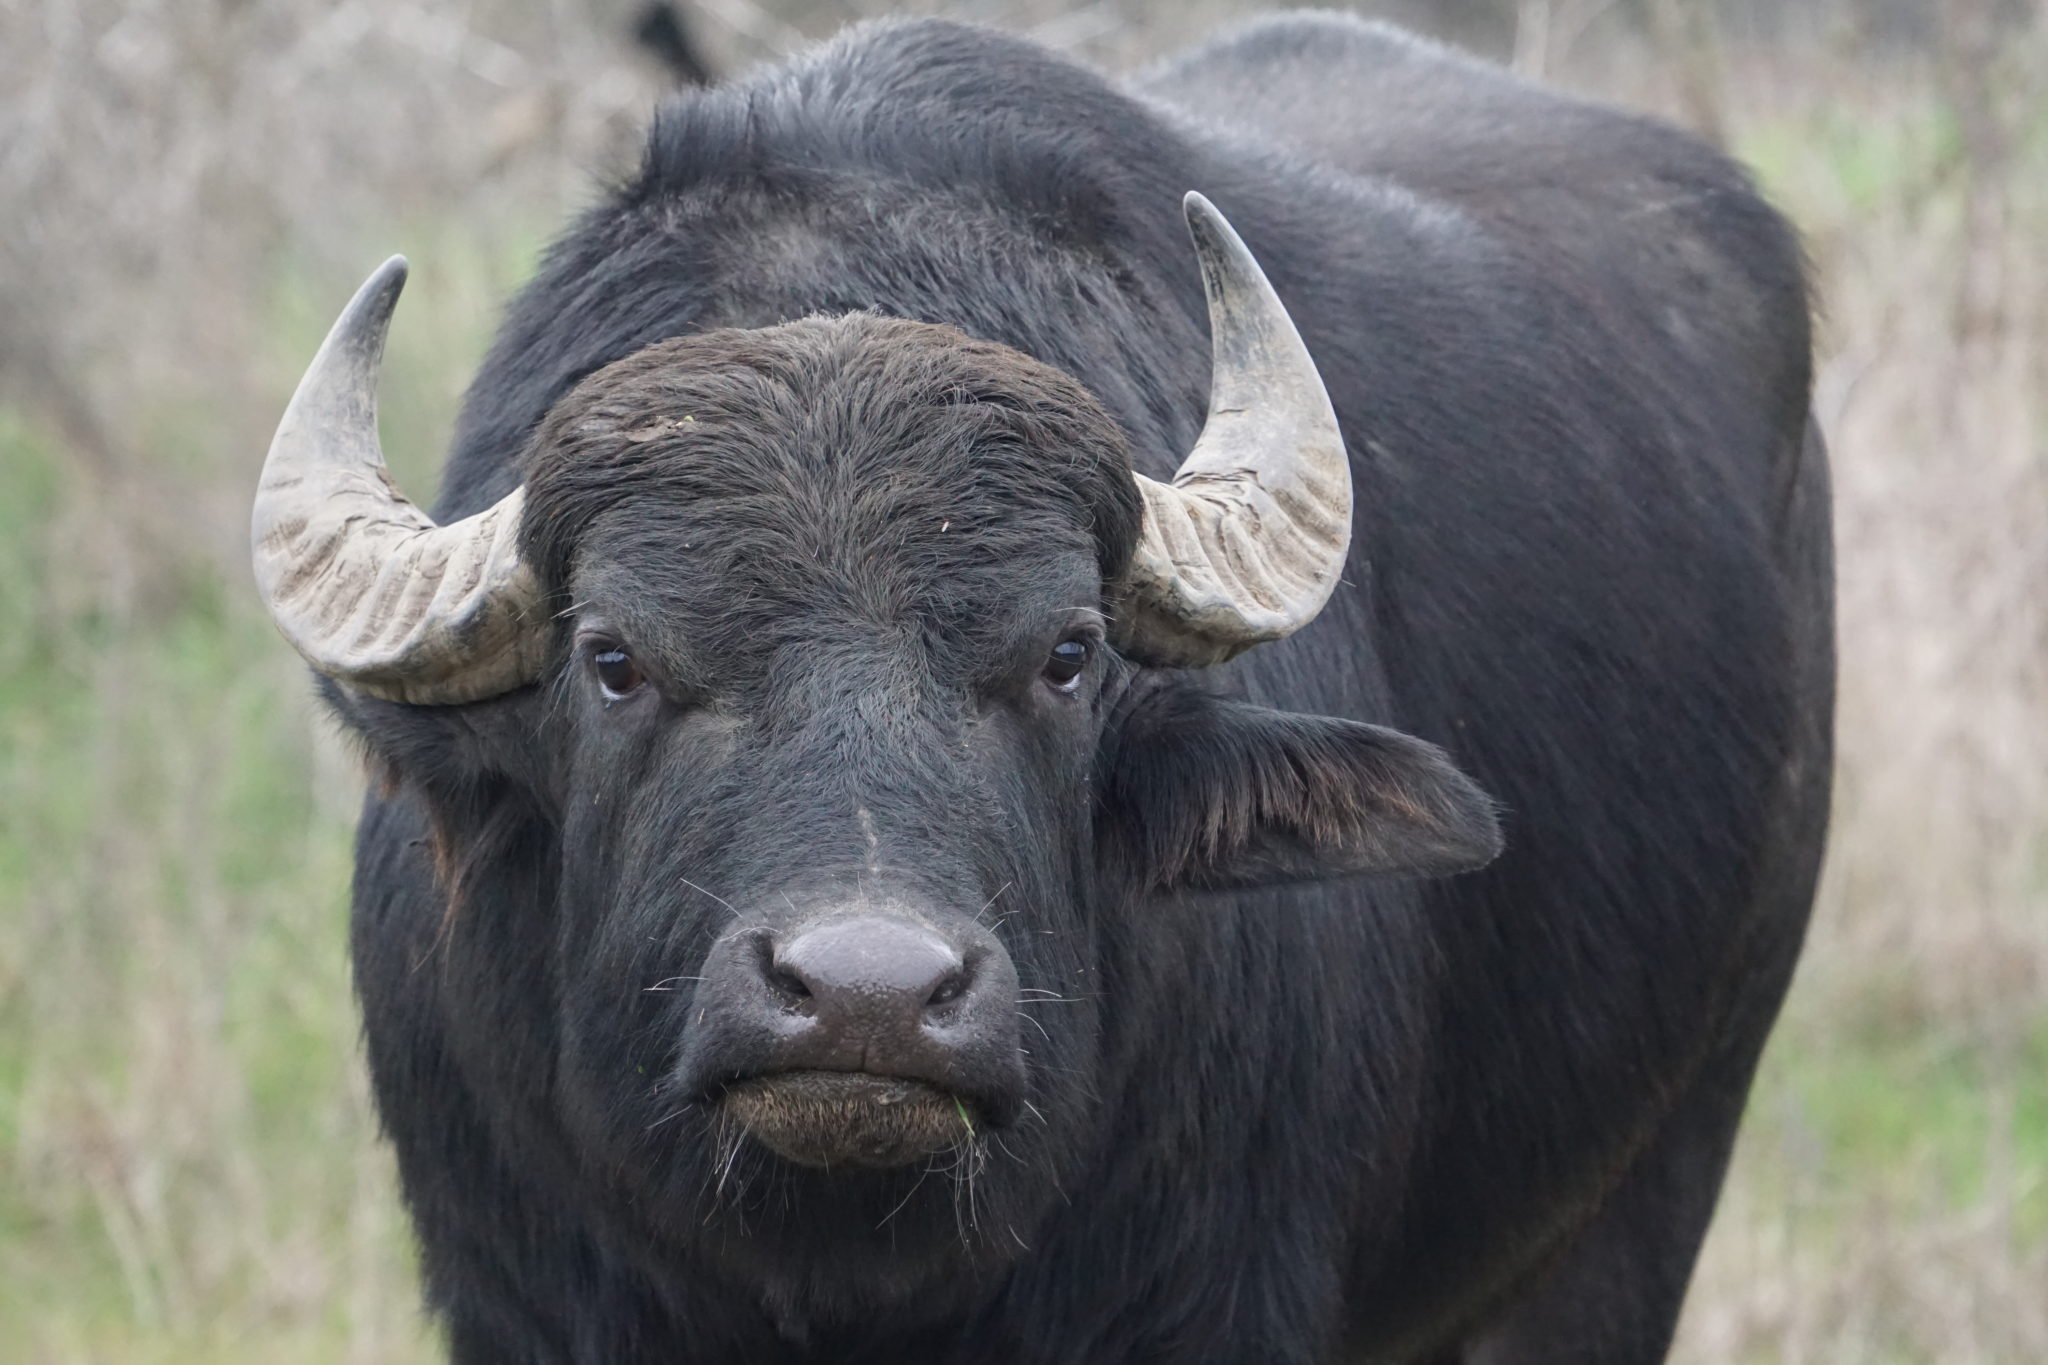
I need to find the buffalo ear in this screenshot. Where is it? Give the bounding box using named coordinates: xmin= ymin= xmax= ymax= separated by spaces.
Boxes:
xmin=1103 ymin=687 xmax=1503 ymax=892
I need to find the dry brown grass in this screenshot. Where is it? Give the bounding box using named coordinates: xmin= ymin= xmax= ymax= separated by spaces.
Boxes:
xmin=1662 ymin=21 xmax=2048 ymax=1362
xmin=0 ymin=2 xmax=2040 ymax=1361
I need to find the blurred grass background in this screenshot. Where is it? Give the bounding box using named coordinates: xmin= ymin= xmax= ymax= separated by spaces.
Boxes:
xmin=1 ymin=1 xmax=2042 ymax=1360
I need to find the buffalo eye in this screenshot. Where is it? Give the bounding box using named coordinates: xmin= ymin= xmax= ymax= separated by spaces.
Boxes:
xmin=592 ymin=646 xmax=645 ymax=700
xmin=1043 ymin=639 xmax=1090 ymax=692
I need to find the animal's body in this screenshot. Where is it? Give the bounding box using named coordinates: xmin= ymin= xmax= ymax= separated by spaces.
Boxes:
xmin=260 ymin=14 xmax=1831 ymax=1363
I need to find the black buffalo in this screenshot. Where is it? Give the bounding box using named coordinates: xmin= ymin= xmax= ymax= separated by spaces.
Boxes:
xmin=251 ymin=14 xmax=1832 ymax=1363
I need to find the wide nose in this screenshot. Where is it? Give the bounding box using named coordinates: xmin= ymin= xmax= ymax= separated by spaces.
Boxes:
xmin=683 ymin=909 xmax=1023 ymax=1120
xmin=769 ymin=916 xmax=969 ymax=1037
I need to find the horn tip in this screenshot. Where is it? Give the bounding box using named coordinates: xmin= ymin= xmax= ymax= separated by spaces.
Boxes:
xmin=1179 ymin=192 xmax=1256 ymax=281
xmin=365 ymin=254 xmax=410 ymax=305
xmin=339 ymin=256 xmax=411 ymax=325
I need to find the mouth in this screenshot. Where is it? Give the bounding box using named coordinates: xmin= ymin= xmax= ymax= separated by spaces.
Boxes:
xmin=721 ymin=1070 xmax=979 ymax=1169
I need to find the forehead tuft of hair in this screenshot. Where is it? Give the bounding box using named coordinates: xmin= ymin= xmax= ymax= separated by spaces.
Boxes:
xmin=518 ymin=314 xmax=1144 ymax=605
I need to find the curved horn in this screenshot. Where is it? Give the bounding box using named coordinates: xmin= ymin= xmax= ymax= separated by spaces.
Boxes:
xmin=251 ymin=258 xmax=545 ymax=705
xmin=1119 ymin=193 xmax=1353 ymax=667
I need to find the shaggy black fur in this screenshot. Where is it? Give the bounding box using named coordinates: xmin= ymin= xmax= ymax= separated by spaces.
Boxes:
xmin=328 ymin=13 xmax=1832 ymax=1363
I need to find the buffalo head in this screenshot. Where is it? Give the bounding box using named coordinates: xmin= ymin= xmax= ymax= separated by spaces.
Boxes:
xmin=250 ymin=196 xmax=1500 ymax=1310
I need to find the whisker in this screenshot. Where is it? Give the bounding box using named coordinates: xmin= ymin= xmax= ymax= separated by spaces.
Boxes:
xmin=713 ymin=1117 xmax=749 ymax=1207
xmin=644 ymin=975 xmax=706 ymax=992
xmin=975 ymin=883 xmax=1013 ymax=923
xmin=645 ymin=1106 xmax=689 ymax=1132
xmin=877 ymin=1160 xmax=937 ymax=1230
xmin=678 ymin=877 xmax=740 ymax=916
xmin=941 ymin=1135 xmax=989 ymax=1250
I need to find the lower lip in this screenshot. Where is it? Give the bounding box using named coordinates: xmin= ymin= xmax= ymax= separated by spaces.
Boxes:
xmin=721 ymin=1070 xmax=976 ymax=1169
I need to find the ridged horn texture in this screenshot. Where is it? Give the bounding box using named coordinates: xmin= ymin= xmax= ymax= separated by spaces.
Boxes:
xmin=250 ymin=257 xmax=546 ymax=705
xmin=1119 ymin=192 xmax=1354 ymax=667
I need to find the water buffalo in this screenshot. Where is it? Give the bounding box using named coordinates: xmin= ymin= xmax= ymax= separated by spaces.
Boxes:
xmin=251 ymin=13 xmax=1832 ymax=1363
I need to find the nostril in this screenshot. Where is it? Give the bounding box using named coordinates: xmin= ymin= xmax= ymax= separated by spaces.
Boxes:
xmin=768 ymin=966 xmax=812 ymax=1001
xmin=923 ymin=964 xmax=971 ymax=1012
xmin=757 ymin=938 xmax=814 ymax=1005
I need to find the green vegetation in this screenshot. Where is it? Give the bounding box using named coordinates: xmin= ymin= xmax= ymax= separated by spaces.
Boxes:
xmin=0 ymin=403 xmax=438 ymax=1361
